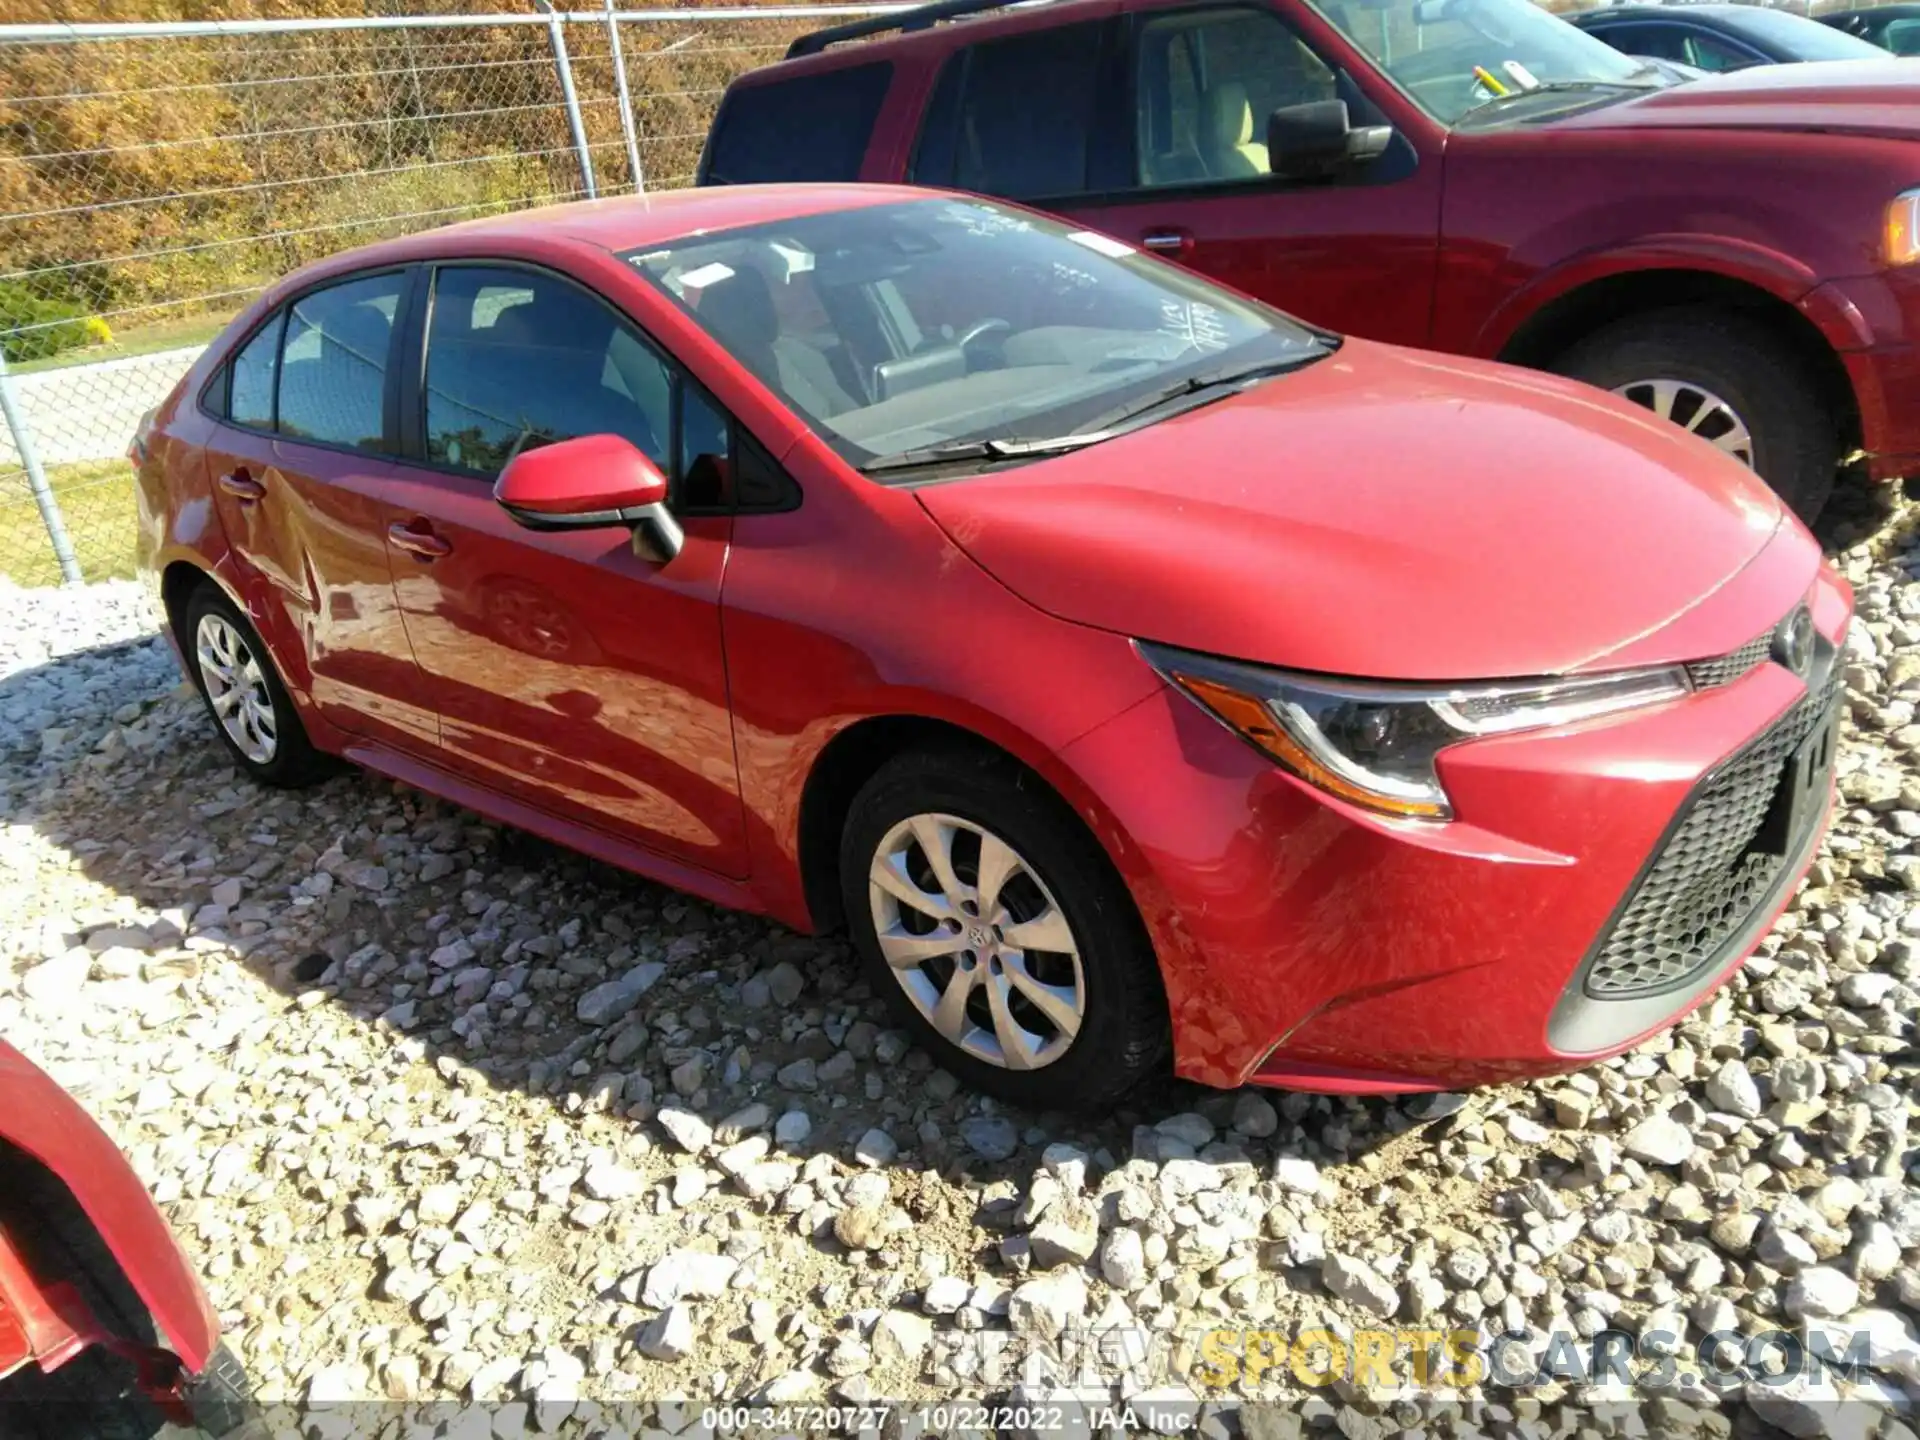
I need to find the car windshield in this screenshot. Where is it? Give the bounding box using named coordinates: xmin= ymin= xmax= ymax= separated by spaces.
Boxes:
xmin=1311 ymin=0 xmax=1659 ymax=124
xmin=624 ymin=198 xmax=1331 ymax=475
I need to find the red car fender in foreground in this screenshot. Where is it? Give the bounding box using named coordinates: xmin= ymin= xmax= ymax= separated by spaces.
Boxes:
xmin=0 ymin=1040 xmax=219 ymax=1407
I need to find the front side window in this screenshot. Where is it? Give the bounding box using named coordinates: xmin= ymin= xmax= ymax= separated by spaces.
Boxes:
xmin=1135 ymin=9 xmax=1337 ymax=189
xmin=1678 ymin=28 xmax=1762 ymax=70
xmin=277 ymin=273 xmax=403 ymax=452
xmin=423 ymin=266 xmax=671 ymax=479
xmin=1311 ymin=0 xmax=1656 ymax=125
xmin=703 ymin=63 xmax=892 ymax=185
xmin=626 ymin=198 xmax=1332 ymax=475
xmin=916 ymin=24 xmax=1104 ymax=201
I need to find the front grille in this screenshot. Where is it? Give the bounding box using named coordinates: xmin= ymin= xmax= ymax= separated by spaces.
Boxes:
xmin=1583 ymin=662 xmax=1840 ymax=998
xmin=1687 ymin=631 xmax=1772 ymax=690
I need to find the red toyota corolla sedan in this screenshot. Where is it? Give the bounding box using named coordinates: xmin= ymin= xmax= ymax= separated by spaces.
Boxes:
xmin=134 ymin=184 xmax=1849 ymax=1108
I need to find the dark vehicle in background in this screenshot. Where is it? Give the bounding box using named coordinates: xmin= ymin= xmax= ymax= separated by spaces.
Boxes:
xmin=0 ymin=1041 xmax=259 ymax=1439
xmin=700 ymin=0 xmax=1920 ymax=520
xmin=1821 ymin=2 xmax=1920 ymax=54
xmin=1572 ymin=3 xmax=1888 ymax=70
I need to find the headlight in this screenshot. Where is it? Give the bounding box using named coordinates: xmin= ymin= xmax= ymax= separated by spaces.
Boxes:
xmin=1139 ymin=642 xmax=1690 ymax=820
xmin=1887 ymin=189 xmax=1920 ymax=267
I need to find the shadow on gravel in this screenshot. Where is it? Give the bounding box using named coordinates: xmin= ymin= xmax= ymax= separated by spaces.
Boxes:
xmin=0 ymin=621 xmax=1423 ymax=1253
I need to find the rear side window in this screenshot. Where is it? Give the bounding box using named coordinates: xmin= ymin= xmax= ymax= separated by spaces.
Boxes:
xmin=703 ymin=64 xmax=892 ymax=185
xmin=277 ymin=273 xmax=403 ymax=452
xmin=227 ymin=313 xmax=282 ymax=430
xmin=912 ymin=24 xmax=1103 ymax=200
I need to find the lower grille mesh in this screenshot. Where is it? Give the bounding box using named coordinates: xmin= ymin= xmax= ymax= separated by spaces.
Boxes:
xmin=1583 ymin=666 xmax=1840 ymax=998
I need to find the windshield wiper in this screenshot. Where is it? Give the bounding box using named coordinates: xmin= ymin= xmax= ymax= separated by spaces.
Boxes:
xmin=860 ymin=431 xmax=1114 ymax=476
xmin=1470 ymin=79 xmax=1659 ymax=111
xmin=1066 ymin=354 xmax=1323 ymax=438
xmin=859 ymin=354 xmax=1319 ymax=477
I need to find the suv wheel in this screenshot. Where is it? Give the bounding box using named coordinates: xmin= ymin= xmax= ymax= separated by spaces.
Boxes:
xmin=1551 ymin=305 xmax=1839 ymax=523
xmin=183 ymin=585 xmax=331 ymax=788
xmin=839 ymin=746 xmax=1168 ymax=1111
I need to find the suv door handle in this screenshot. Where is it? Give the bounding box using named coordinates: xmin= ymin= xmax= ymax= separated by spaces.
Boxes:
xmin=388 ymin=521 xmax=451 ymax=560
xmin=1142 ymin=229 xmax=1195 ymax=256
xmin=217 ymin=468 xmax=265 ymax=502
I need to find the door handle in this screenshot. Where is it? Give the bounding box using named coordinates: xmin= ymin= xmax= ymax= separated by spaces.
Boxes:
xmin=387 ymin=522 xmax=452 ymax=559
xmin=1142 ymin=229 xmax=1195 ymax=256
xmin=217 ymin=468 xmax=265 ymax=502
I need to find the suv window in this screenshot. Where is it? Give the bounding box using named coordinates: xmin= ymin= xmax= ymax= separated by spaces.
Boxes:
xmin=912 ymin=23 xmax=1104 ymax=201
xmin=277 ymin=273 xmax=403 ymax=452
xmin=703 ymin=63 xmax=891 ymax=185
xmin=1135 ymin=9 xmax=1336 ymax=189
xmin=423 ymin=266 xmax=672 ymax=479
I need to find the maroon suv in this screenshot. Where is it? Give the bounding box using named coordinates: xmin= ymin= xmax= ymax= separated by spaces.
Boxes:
xmin=699 ymin=0 xmax=1920 ymax=518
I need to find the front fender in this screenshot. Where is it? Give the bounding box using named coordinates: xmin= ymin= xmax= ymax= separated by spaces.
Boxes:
xmin=1470 ymin=234 xmax=1822 ymax=359
xmin=0 ymin=1043 xmax=217 ymax=1373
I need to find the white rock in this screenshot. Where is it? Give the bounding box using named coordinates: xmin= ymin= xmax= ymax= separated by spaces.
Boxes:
xmin=1705 ymin=1059 xmax=1763 ymax=1119
xmin=576 ymin=962 xmax=665 ymax=1026
xmin=655 ymin=1105 xmax=712 ymax=1154
xmin=641 ymin=1250 xmax=739 ymax=1307
xmin=1320 ymin=1253 xmax=1398 ymax=1317
xmin=1622 ymin=1113 xmax=1695 ymax=1167
xmin=637 ymin=1303 xmax=695 ymax=1361
xmin=1100 ymin=1227 xmax=1147 ymax=1291
xmin=1008 ymin=1269 xmax=1087 ymax=1339
xmin=1784 ymin=1266 xmax=1860 ymax=1320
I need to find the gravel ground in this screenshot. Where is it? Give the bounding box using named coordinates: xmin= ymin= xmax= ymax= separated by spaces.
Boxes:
xmin=2 ymin=488 xmax=1919 ymax=1439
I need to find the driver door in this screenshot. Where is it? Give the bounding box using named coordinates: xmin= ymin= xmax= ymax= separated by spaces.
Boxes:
xmin=1062 ymin=1 xmax=1444 ymax=346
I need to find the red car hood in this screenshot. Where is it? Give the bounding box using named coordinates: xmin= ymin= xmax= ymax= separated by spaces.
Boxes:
xmin=916 ymin=341 xmax=1807 ymax=681
xmin=1559 ymin=59 xmax=1920 ymax=139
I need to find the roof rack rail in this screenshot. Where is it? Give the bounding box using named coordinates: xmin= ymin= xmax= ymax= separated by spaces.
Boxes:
xmin=785 ymin=0 xmax=1028 ymax=58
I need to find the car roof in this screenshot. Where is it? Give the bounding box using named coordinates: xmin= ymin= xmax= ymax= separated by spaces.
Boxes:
xmin=746 ymin=0 xmax=1115 ymax=79
xmin=265 ymin=183 xmax=941 ymax=298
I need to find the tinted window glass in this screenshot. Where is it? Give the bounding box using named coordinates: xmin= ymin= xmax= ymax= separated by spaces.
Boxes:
xmin=228 ymin=313 xmax=282 ymax=430
xmin=945 ymin=24 xmax=1103 ymax=200
xmin=424 ymin=267 xmax=670 ymax=479
xmin=1680 ymin=28 xmax=1761 ymax=70
xmin=1135 ymin=9 xmax=1335 ymax=189
xmin=703 ymin=64 xmax=891 ymax=185
xmin=678 ymin=381 xmax=731 ymax=510
xmin=628 ymin=197 xmax=1330 ymax=471
xmin=276 ymin=273 xmax=402 ymax=452
xmin=1586 ymin=21 xmax=1686 ymax=59
xmin=1718 ymin=6 xmax=1882 ymax=56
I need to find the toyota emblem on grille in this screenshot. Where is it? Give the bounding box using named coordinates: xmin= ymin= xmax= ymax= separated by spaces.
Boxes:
xmin=1772 ymin=606 xmax=1815 ymax=678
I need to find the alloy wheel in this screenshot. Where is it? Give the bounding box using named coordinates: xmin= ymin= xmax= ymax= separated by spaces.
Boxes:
xmin=866 ymin=812 xmax=1086 ymax=1071
xmin=1612 ymin=378 xmax=1755 ymax=467
xmin=195 ymin=612 xmax=278 ymax=765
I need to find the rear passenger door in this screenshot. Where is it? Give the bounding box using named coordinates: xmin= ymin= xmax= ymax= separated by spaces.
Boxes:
xmin=201 ymin=269 xmax=438 ymax=752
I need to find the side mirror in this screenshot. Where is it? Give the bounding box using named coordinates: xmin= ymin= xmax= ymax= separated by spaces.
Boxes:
xmin=1266 ymin=100 xmax=1393 ymax=182
xmin=494 ymin=433 xmax=684 ymax=564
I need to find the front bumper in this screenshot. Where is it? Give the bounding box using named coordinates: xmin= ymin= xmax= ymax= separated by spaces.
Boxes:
xmin=1061 ymin=567 xmax=1852 ymax=1093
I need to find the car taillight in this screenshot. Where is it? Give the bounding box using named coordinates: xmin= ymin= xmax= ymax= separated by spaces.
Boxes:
xmin=128 ymin=408 xmax=157 ymax=467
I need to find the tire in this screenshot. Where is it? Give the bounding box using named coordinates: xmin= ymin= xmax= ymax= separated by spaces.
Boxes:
xmin=838 ymin=745 xmax=1169 ymax=1111
xmin=0 ymin=1146 xmax=221 ymax=1439
xmin=1550 ymin=305 xmax=1839 ymax=523
xmin=182 ymin=584 xmax=332 ymax=788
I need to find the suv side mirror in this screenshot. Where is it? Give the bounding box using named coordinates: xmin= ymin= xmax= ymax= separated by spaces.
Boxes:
xmin=494 ymin=433 xmax=684 ymax=564
xmin=1266 ymin=100 xmax=1393 ymax=182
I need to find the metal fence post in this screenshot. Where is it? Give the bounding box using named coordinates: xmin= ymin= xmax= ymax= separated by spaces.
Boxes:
xmin=605 ymin=0 xmax=645 ymax=193
xmin=0 ymin=351 xmax=83 ymax=586
xmin=532 ymin=0 xmax=598 ymax=199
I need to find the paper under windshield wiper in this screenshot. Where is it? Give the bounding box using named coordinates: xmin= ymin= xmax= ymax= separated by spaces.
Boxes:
xmin=1472 ymin=79 xmax=1658 ymax=109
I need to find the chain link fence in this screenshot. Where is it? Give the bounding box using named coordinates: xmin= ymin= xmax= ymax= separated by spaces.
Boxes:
xmin=0 ymin=5 xmax=891 ymax=586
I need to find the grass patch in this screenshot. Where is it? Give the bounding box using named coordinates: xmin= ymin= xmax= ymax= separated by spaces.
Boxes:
xmin=0 ymin=457 xmax=138 ymax=588
xmin=7 ymin=313 xmax=232 ymax=377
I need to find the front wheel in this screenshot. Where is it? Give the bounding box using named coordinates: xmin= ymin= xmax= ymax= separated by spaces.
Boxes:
xmin=1550 ymin=305 xmax=1840 ymax=523
xmin=183 ymin=585 xmax=332 ymax=788
xmin=838 ymin=746 xmax=1168 ymax=1111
